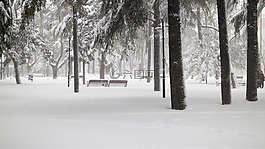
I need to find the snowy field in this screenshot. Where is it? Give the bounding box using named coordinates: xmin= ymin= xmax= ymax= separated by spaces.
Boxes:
xmin=0 ymin=76 xmax=265 ymax=149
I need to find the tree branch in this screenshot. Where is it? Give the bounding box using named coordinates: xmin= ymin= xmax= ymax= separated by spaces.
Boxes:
xmin=201 ymin=25 xmax=219 ymax=32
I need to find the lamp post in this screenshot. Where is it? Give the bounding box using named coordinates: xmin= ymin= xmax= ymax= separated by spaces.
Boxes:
xmin=155 ymin=19 xmax=167 ymax=98
xmin=0 ymin=51 xmax=2 ymax=80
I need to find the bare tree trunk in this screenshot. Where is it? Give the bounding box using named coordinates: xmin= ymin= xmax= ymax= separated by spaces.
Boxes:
xmin=153 ymin=0 xmax=161 ymax=91
xmin=0 ymin=52 xmax=3 ymax=80
xmin=138 ymin=46 xmax=144 ymax=70
xmin=246 ymin=0 xmax=258 ymax=101
xmin=83 ymin=60 xmax=85 ymax=84
xmin=100 ymin=47 xmax=107 ymax=79
xmin=2 ymin=58 xmax=11 ymax=79
xmin=6 ymin=63 xmax=10 ymax=78
xmin=73 ymin=3 xmax=79 ymax=93
xmin=230 ymin=64 xmax=236 ymax=88
xmin=197 ymin=7 xmax=203 ymax=42
xmin=146 ymin=18 xmax=152 ymax=83
xmin=40 ymin=10 xmax=44 ymax=37
xmin=119 ymin=60 xmax=122 ymax=75
xmin=92 ymin=52 xmax=95 ymax=74
xmin=11 ymin=57 xmax=21 ymax=84
xmin=217 ymin=0 xmax=231 ymax=105
xmin=52 ymin=66 xmax=58 ymax=79
xmin=26 ymin=62 xmax=30 ymax=74
xmin=168 ymin=0 xmax=186 ymax=110
xmin=129 ymin=50 xmax=133 ymax=72
xmin=259 ymin=11 xmax=264 ymax=72
xmin=100 ymin=53 xmax=105 ymax=79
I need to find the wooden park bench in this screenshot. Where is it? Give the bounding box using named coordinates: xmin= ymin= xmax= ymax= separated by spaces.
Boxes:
xmin=32 ymin=73 xmax=44 ymax=77
xmin=236 ymin=76 xmax=246 ymax=86
xmin=87 ymin=79 xmax=109 ymax=87
xmin=216 ymin=76 xmax=246 ymax=86
xmin=28 ymin=73 xmax=44 ymax=81
xmin=108 ymin=79 xmax=128 ymax=87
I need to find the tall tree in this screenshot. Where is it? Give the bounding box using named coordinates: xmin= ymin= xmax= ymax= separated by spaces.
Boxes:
xmin=153 ymin=0 xmax=161 ymax=91
xmin=146 ymin=16 xmax=152 ymax=83
xmin=246 ymin=0 xmax=259 ymax=101
xmin=217 ymin=0 xmax=231 ymax=104
xmin=50 ymin=6 xmax=68 ymax=79
xmin=1 ymin=0 xmax=44 ymax=84
xmin=73 ymin=2 xmax=79 ymax=93
xmin=168 ymin=0 xmax=186 ymax=110
xmin=0 ymin=0 xmax=12 ymax=51
xmin=92 ymin=0 xmax=148 ymax=79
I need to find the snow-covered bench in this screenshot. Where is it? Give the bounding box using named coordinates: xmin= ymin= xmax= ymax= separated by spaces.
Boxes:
xmin=32 ymin=73 xmax=44 ymax=77
xmin=87 ymin=79 xmax=109 ymax=87
xmin=108 ymin=79 xmax=128 ymax=87
xmin=28 ymin=73 xmax=44 ymax=81
xmin=87 ymin=79 xmax=128 ymax=87
xmin=236 ymin=76 xmax=246 ymax=86
xmin=216 ymin=76 xmax=246 ymax=86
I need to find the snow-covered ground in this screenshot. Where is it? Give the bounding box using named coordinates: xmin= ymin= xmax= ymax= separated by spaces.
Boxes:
xmin=0 ymin=76 xmax=265 ymax=149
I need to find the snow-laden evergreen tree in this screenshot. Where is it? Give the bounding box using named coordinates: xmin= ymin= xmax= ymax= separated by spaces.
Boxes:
xmin=93 ymin=0 xmax=148 ymax=46
xmin=183 ymin=29 xmax=220 ymax=82
xmin=0 ymin=0 xmax=45 ymax=83
xmin=36 ymin=0 xmax=73 ymax=79
xmin=0 ymin=0 xmax=12 ymax=51
xmin=92 ymin=0 xmax=148 ymax=79
xmin=77 ymin=0 xmax=100 ymax=83
xmin=228 ymin=0 xmax=264 ymax=65
xmin=0 ymin=0 xmax=11 ymax=79
xmin=229 ymin=35 xmax=247 ymax=71
xmin=228 ymin=0 xmax=262 ymax=101
xmin=10 ymin=21 xmax=45 ymax=74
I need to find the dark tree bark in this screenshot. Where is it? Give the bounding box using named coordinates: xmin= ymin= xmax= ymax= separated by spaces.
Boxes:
xmin=146 ymin=19 xmax=152 ymax=83
xmin=1 ymin=53 xmax=11 ymax=79
xmin=11 ymin=57 xmax=21 ymax=84
xmin=73 ymin=3 xmax=79 ymax=93
xmin=83 ymin=60 xmax=86 ymax=85
xmin=231 ymin=72 xmax=236 ymax=88
xmin=0 ymin=52 xmax=2 ymax=80
xmin=197 ymin=7 xmax=203 ymax=43
xmin=168 ymin=0 xmax=186 ymax=110
xmin=100 ymin=45 xmax=108 ymax=79
xmin=52 ymin=66 xmax=58 ymax=79
xmin=246 ymin=0 xmax=258 ymax=101
xmin=92 ymin=52 xmax=95 ymax=74
xmin=153 ymin=0 xmax=161 ymax=91
xmin=99 ymin=52 xmax=105 ymax=79
xmin=217 ymin=0 xmax=231 ymax=105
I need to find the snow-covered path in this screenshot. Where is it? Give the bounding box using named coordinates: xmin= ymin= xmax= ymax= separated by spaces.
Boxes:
xmin=0 ymin=77 xmax=265 ymax=149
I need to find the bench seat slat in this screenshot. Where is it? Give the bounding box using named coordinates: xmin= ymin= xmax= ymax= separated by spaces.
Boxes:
xmin=87 ymin=79 xmax=128 ymax=87
xmin=87 ymin=79 xmax=109 ymax=87
xmin=109 ymin=80 xmax=128 ymax=87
